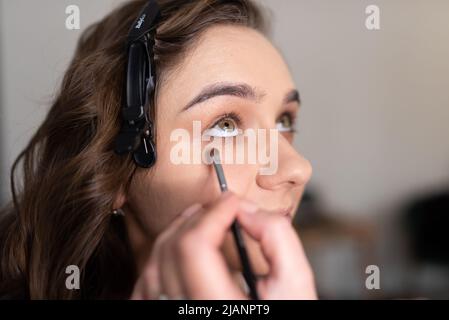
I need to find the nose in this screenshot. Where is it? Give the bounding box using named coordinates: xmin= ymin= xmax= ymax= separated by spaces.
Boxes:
xmin=256 ymin=134 xmax=313 ymax=190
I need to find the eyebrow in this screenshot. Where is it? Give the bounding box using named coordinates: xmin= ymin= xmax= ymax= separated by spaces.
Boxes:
xmin=180 ymin=81 xmax=300 ymax=112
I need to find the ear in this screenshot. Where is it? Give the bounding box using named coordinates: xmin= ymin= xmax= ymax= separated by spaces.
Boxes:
xmin=113 ymin=187 xmax=127 ymax=209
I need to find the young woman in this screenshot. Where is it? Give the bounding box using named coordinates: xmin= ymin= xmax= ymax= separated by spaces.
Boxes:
xmin=0 ymin=0 xmax=316 ymax=299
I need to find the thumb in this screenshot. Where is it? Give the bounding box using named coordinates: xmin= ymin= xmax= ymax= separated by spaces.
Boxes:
xmin=237 ymin=209 xmax=309 ymax=278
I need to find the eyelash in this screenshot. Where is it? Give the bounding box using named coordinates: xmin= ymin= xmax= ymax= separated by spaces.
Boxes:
xmin=206 ymin=110 xmax=298 ymax=134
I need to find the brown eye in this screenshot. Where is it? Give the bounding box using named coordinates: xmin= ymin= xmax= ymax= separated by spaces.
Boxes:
xmin=277 ymin=113 xmax=294 ymax=132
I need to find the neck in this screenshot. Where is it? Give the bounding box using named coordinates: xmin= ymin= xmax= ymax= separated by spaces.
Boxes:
xmin=123 ymin=204 xmax=153 ymax=276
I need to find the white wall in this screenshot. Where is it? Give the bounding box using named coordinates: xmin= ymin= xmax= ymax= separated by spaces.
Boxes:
xmin=1 ymin=0 xmax=449 ymax=216
xmin=0 ymin=0 xmax=125 ymax=203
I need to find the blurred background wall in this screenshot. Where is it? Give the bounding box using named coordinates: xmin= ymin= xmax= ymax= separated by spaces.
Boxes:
xmin=267 ymin=0 xmax=449 ymax=217
xmin=1 ymin=0 xmax=448 ymax=298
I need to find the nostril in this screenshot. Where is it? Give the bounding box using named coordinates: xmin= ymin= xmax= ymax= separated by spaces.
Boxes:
xmin=289 ymin=162 xmax=312 ymax=187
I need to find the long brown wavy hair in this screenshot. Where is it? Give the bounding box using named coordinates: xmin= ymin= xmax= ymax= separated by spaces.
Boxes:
xmin=0 ymin=0 xmax=268 ymax=299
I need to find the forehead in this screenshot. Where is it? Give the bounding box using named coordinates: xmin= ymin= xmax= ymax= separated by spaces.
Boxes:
xmin=158 ymin=25 xmax=295 ymax=109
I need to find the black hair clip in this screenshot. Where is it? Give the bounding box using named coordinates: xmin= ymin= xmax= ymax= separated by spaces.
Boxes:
xmin=114 ymin=0 xmax=161 ymax=168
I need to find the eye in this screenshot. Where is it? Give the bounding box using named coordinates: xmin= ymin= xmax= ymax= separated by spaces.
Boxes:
xmin=276 ymin=112 xmax=296 ymax=132
xmin=204 ymin=115 xmax=240 ymax=137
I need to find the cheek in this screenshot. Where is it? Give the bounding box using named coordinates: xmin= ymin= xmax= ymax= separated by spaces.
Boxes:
xmin=132 ymin=133 xmax=261 ymax=234
xmin=136 ymin=145 xmax=223 ymax=235
xmin=218 ymin=163 xmax=256 ymax=195
xmin=146 ymin=168 xmax=207 ymax=233
xmin=207 ymin=136 xmax=259 ymax=196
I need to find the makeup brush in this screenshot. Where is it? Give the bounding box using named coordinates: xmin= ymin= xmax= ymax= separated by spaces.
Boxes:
xmin=209 ymin=148 xmax=259 ymax=300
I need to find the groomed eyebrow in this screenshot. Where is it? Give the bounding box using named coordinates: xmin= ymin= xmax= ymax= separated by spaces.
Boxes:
xmin=284 ymin=89 xmax=301 ymax=105
xmin=180 ymin=81 xmax=300 ymax=112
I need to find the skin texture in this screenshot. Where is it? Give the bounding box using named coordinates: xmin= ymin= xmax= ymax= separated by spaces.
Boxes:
xmin=116 ymin=25 xmax=313 ymax=290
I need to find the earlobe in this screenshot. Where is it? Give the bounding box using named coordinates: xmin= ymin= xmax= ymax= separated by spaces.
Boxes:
xmin=112 ymin=187 xmax=127 ymax=211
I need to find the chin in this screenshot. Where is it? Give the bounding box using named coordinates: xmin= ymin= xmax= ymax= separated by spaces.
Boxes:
xmin=221 ymin=230 xmax=270 ymax=276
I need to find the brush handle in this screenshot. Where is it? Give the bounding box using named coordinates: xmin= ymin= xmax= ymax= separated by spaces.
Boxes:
xmin=231 ymin=220 xmax=259 ymax=300
xmin=211 ymin=149 xmax=258 ymax=299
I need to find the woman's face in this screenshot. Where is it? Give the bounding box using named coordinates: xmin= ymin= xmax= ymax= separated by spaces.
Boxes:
xmin=125 ymin=25 xmax=312 ymax=275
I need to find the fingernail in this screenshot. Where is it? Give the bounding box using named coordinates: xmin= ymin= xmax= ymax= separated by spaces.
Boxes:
xmin=239 ymin=199 xmax=258 ymax=214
